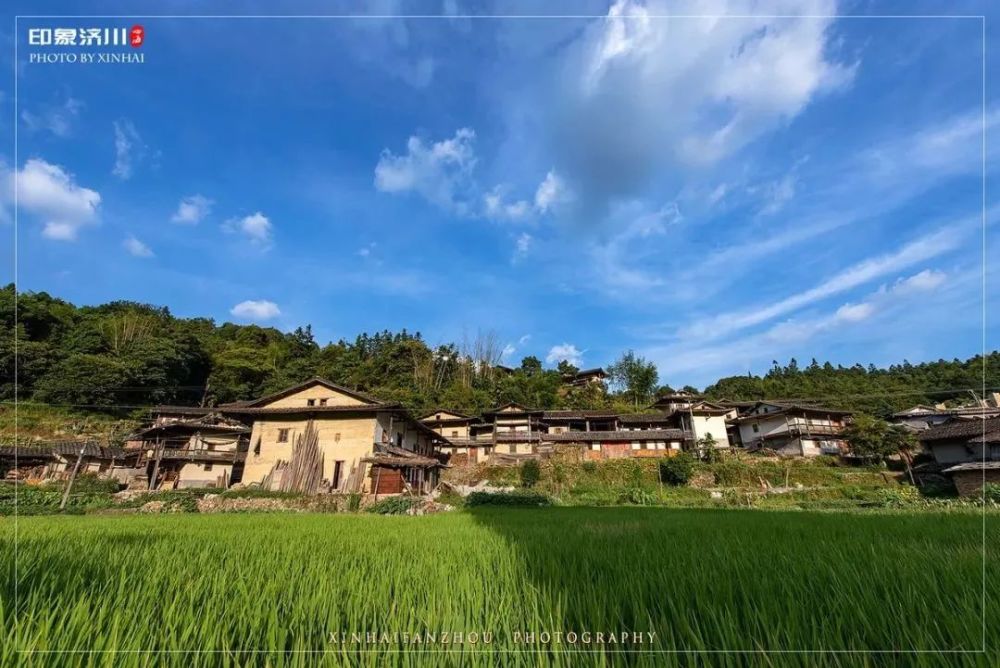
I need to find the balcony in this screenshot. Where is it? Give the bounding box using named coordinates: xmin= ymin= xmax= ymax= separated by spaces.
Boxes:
xmin=156 ymin=448 xmax=247 ymax=463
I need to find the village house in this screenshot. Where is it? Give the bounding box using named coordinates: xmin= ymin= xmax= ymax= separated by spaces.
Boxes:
xmin=649 ymin=391 xmax=705 ymax=413
xmin=919 ymin=417 xmax=1000 ymax=496
xmin=419 ymin=409 xmax=493 ymax=465
xmin=728 ymin=402 xmax=851 ymax=457
xmin=0 ymin=441 xmax=136 ymax=483
xmin=561 ymin=367 xmax=608 ymax=388
xmin=148 ymin=378 xmax=448 ymax=495
xmin=890 ymin=403 xmax=1000 ymax=432
xmin=665 ymin=400 xmax=737 ymax=449
xmin=127 ymin=413 xmax=250 ymax=490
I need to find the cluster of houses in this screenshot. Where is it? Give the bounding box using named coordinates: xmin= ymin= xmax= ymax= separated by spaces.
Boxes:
xmin=905 ymin=399 xmax=1000 ymax=496
xmin=2 ymin=375 xmax=999 ymax=497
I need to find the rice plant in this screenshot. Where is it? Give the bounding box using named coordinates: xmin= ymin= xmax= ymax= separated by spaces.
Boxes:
xmin=2 ymin=508 xmax=997 ymax=667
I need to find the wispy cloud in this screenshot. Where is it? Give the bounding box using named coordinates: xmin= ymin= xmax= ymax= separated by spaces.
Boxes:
xmin=112 ymin=119 xmax=145 ymax=180
xmin=123 ymin=236 xmax=153 ymax=257
xmin=171 ymin=195 xmax=213 ymax=224
xmin=21 ymin=95 xmax=83 ymax=137
xmin=677 ymin=223 xmax=971 ymax=342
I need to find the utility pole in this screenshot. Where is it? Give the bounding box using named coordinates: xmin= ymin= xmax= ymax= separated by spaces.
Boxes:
xmin=60 ymin=445 xmax=86 ymax=511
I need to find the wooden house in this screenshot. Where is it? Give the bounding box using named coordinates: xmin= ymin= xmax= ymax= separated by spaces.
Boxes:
xmin=419 ymin=409 xmax=492 ymax=465
xmin=728 ymin=402 xmax=851 ymax=456
xmin=127 ymin=413 xmax=250 ymax=490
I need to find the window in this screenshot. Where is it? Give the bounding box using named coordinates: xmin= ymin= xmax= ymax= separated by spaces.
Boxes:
xmin=396 ymin=433 xmax=403 ymax=447
xmin=277 ymin=428 xmax=290 ymax=443
xmin=451 ymin=430 xmax=458 ymax=437
xmin=307 ymin=399 xmax=316 ymax=407
xmin=204 ymin=463 xmax=213 ymax=471
xmin=319 ymin=398 xmax=328 ymax=406
xmin=751 ymin=424 xmax=759 ymax=433
xmin=253 ymin=438 xmax=261 ymax=456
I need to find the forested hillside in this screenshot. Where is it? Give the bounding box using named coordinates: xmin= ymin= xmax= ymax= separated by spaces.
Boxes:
xmin=1 ymin=285 xmax=996 ymax=418
xmin=704 ymin=356 xmax=999 ymax=415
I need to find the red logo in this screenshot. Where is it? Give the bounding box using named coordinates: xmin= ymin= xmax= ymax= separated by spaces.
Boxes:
xmin=130 ymin=25 xmax=144 ymax=48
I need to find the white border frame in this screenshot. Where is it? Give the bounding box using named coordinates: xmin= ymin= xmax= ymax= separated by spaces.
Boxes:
xmin=10 ymin=10 xmax=989 ymax=658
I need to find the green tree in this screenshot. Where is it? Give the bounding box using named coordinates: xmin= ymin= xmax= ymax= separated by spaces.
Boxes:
xmin=520 ymin=459 xmax=541 ymax=488
xmin=607 ymin=350 xmax=659 ymax=408
xmin=843 ymin=414 xmax=896 ymax=463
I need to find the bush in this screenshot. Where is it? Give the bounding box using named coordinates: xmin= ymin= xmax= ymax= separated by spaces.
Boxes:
xmin=659 ymin=453 xmax=695 ymax=486
xmin=618 ymin=486 xmax=655 ymax=506
xmin=367 ymin=496 xmax=419 ymax=515
xmin=581 ymin=461 xmax=597 ymax=474
xmin=981 ymin=483 xmax=1000 ymax=505
xmin=519 ymin=460 xmax=541 ymax=488
xmin=465 ymin=491 xmax=551 ymax=507
xmin=40 ymin=473 xmax=120 ymax=494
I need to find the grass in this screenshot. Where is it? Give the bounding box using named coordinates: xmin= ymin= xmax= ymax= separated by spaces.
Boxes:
xmin=3 ymin=508 xmax=998 ymax=667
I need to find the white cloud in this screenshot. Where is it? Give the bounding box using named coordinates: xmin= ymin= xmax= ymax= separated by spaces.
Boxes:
xmin=707 ymin=183 xmax=729 ymax=205
xmin=834 ymin=302 xmax=874 ymax=323
xmin=501 ymin=344 xmax=517 ymax=360
xmin=485 ymin=186 xmax=533 ymax=221
xmin=123 ymin=236 xmax=153 ymax=258
xmin=590 ymin=201 xmax=681 ymax=296
xmin=644 ymin=265 xmax=979 ymax=387
xmin=534 ymin=170 xmax=567 ymax=213
xmin=678 ymin=226 xmax=966 ymax=341
xmin=226 ymin=211 xmax=273 ymax=247
xmin=891 ymin=269 xmax=947 ymax=295
xmin=757 ymin=173 xmax=797 ymax=216
xmin=374 ymin=128 xmax=477 ymax=211
xmin=171 ymin=195 xmax=212 ymax=224
xmin=230 ymin=300 xmax=281 ymax=320
xmin=112 ymin=119 xmax=144 ymax=180
xmin=512 ymin=232 xmax=533 ymax=262
xmin=358 ymin=242 xmax=377 ymax=258
xmin=9 ymin=159 xmax=101 ymax=241
xmin=518 ymin=334 xmax=532 ymax=345
xmin=21 ymin=96 xmax=83 ymax=137
xmin=542 ymin=0 xmax=853 ymax=218
xmin=546 ymin=343 xmax=583 ymax=367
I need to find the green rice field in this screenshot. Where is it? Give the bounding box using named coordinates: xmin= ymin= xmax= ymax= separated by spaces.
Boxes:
xmin=2 ymin=508 xmax=998 ymax=667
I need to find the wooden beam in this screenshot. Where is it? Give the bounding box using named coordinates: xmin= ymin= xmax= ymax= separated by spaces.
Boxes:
xmin=59 ymin=446 xmax=86 ymax=510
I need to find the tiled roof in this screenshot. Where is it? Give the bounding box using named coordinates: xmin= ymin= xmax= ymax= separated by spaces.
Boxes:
xmin=618 ymin=412 xmax=675 ymax=423
xmin=943 ymin=461 xmax=1000 ymax=473
xmin=919 ymin=417 xmax=1000 ymax=442
xmin=545 ymin=429 xmax=686 ymax=442
xmin=222 ymin=377 xmax=385 ymax=408
xmin=542 ymin=410 xmax=619 ymax=420
xmin=0 ymin=441 xmax=130 ymax=459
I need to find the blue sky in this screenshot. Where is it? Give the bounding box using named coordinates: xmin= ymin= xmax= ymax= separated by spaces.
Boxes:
xmin=1 ymin=0 xmax=997 ymax=388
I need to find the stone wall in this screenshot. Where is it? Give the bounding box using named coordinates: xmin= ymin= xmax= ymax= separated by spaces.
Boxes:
xmin=951 ymin=469 xmax=1000 ymax=496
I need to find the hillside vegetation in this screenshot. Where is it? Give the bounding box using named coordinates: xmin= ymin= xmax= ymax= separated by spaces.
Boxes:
xmin=3 ymin=285 xmax=997 ymax=418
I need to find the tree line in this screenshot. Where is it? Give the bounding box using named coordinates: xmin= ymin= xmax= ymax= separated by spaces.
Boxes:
xmin=1 ymin=285 xmax=997 ymax=418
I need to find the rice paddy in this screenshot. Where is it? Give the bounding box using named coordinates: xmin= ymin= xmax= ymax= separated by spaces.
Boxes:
xmin=2 ymin=508 xmax=997 ymax=667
